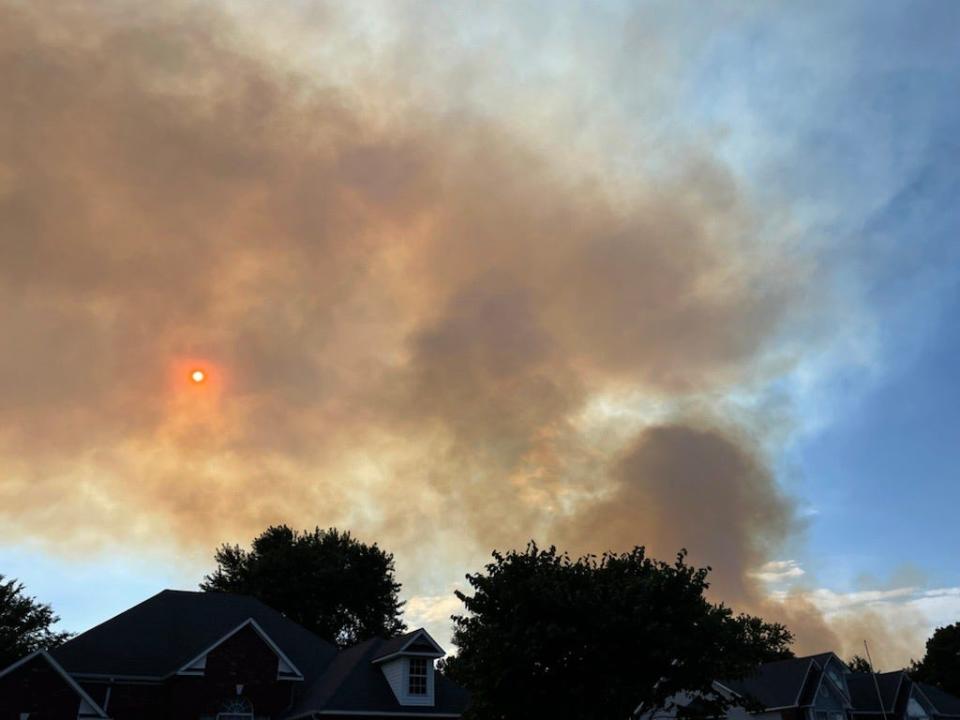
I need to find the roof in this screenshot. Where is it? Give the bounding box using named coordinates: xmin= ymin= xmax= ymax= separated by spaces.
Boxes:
xmin=722 ymin=651 xmax=865 ymax=711
xmin=918 ymin=683 xmax=960 ymax=717
xmin=723 ymin=655 xmax=818 ymax=710
xmin=0 ymin=650 xmax=110 ymax=718
xmin=51 ymin=589 xmax=337 ymax=682
xmin=289 ymin=635 xmax=469 ymax=718
xmin=847 ymin=671 xmax=905 ymax=713
xmin=31 ymin=588 xmax=468 ymax=718
xmin=372 ymin=628 xmax=445 ymax=663
xmin=721 ymin=651 xmax=960 ymax=720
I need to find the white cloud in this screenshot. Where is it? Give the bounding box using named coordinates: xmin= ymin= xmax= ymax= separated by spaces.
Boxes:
xmin=750 ymin=559 xmax=806 ymax=583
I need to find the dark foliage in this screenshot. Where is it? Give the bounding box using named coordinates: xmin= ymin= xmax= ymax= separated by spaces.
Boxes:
xmin=847 ymin=655 xmax=873 ymax=673
xmin=441 ymin=544 xmax=793 ymax=720
xmin=201 ymin=525 xmax=405 ymax=647
xmin=909 ymin=622 xmax=960 ymax=696
xmin=0 ymin=575 xmax=72 ymax=667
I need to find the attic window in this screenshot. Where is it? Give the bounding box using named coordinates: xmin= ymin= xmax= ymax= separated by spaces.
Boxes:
xmin=409 ymin=657 xmax=428 ymax=695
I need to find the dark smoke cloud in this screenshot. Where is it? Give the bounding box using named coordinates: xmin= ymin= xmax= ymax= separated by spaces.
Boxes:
xmin=0 ymin=0 xmax=903 ymax=660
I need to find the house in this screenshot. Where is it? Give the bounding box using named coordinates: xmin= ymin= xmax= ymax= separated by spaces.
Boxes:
xmin=712 ymin=653 xmax=960 ymax=720
xmin=0 ymin=589 xmax=469 ymax=720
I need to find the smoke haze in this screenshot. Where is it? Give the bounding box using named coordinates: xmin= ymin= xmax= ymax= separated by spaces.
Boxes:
xmin=0 ymin=0 xmax=926 ymax=667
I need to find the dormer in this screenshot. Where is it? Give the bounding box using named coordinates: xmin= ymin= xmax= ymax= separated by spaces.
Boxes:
xmin=371 ymin=629 xmax=446 ymax=707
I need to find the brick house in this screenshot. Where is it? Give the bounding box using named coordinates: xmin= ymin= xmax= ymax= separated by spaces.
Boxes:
xmin=0 ymin=589 xmax=468 ymax=720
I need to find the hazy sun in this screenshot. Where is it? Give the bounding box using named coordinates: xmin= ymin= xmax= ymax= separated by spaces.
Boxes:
xmin=191 ymin=369 xmax=206 ymax=384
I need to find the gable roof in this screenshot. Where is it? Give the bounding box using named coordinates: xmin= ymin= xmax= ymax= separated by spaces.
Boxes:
xmin=918 ymin=683 xmax=960 ymax=717
xmin=847 ymin=671 xmax=906 ymax=713
xmin=175 ymin=617 xmax=304 ymax=679
xmin=51 ymin=589 xmax=337 ymax=682
xmin=371 ymin=628 xmax=445 ymax=663
xmin=288 ymin=635 xmax=468 ymax=718
xmin=722 ymin=652 xmax=862 ymax=711
xmin=723 ymin=655 xmax=819 ymax=710
xmin=9 ymin=589 xmax=469 ymax=718
xmin=0 ymin=650 xmax=110 ymax=718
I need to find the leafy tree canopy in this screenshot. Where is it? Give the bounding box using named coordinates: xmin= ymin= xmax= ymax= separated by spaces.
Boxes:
xmin=910 ymin=622 xmax=960 ymax=696
xmin=847 ymin=655 xmax=873 ymax=673
xmin=442 ymin=544 xmax=793 ymax=720
xmin=201 ymin=525 xmax=405 ymax=647
xmin=0 ymin=575 xmax=72 ymax=668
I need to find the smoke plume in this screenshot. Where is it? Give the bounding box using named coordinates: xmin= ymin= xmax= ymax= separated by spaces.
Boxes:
xmin=0 ymin=0 xmax=920 ymax=664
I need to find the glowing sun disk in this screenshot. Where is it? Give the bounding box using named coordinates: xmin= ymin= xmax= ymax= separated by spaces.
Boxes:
xmin=191 ymin=369 xmax=206 ymax=383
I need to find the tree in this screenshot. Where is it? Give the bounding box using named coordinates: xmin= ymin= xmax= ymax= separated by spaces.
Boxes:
xmin=909 ymin=622 xmax=960 ymax=696
xmin=0 ymin=575 xmax=72 ymax=668
xmin=847 ymin=655 xmax=873 ymax=673
xmin=201 ymin=525 xmax=406 ymax=647
xmin=441 ymin=543 xmax=794 ymax=720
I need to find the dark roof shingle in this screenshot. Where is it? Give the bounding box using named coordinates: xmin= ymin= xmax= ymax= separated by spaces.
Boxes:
xmin=289 ymin=636 xmax=468 ymax=717
xmin=51 ymin=589 xmax=337 ymax=682
xmin=847 ymin=672 xmax=905 ymax=713
xmin=918 ymin=683 xmax=960 ymax=717
xmin=722 ymin=656 xmax=816 ymax=710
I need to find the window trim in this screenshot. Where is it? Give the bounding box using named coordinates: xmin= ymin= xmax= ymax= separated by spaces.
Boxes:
xmin=408 ymin=657 xmax=428 ymax=696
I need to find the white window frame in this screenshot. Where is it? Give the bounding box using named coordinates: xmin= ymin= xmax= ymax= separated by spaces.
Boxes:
xmin=408 ymin=657 xmax=428 ymax=696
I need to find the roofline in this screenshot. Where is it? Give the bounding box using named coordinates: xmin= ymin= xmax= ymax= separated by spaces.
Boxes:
xmin=287 ymin=713 xmax=462 ymax=720
xmin=810 ymin=655 xmax=853 ymax=709
xmin=912 ymin=680 xmax=938 ymax=711
xmin=318 ymin=713 xmax=462 ymax=718
xmin=713 ymin=680 xmax=741 ymax=699
xmin=0 ymin=650 xmax=111 ymax=718
xmin=794 ymin=658 xmax=816 ymax=708
xmin=70 ymin=672 xmax=165 ymax=683
xmin=888 ymin=672 xmax=905 ymax=712
xmin=174 ymin=617 xmax=304 ymax=680
xmin=371 ymin=629 xmax=446 ymax=665
xmin=912 ymin=682 xmax=960 ymax=717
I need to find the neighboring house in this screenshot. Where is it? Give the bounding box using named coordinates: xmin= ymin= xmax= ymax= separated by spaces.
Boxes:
xmin=0 ymin=589 xmax=469 ymax=720
xmin=713 ymin=653 xmax=960 ymax=720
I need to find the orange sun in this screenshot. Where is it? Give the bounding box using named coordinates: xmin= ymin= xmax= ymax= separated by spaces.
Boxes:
xmin=191 ymin=369 xmax=206 ymax=384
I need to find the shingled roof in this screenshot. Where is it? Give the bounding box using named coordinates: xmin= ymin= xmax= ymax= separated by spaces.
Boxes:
xmin=847 ymin=671 xmax=905 ymax=714
xmin=722 ymin=655 xmax=819 ymax=709
xmin=51 ymin=589 xmax=338 ymax=683
xmin=920 ymin=684 xmax=960 ymax=717
xmin=719 ymin=651 xmax=960 ymax=720
xmin=289 ymin=636 xmax=468 ymax=718
xmin=39 ymin=588 xmax=468 ymax=718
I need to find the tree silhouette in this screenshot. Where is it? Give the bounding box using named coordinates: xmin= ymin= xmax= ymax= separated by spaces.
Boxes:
xmin=910 ymin=622 xmax=960 ymax=695
xmin=0 ymin=575 xmax=72 ymax=667
xmin=441 ymin=543 xmax=794 ymax=720
xmin=848 ymin=655 xmax=873 ymax=673
xmin=201 ymin=525 xmax=405 ymax=647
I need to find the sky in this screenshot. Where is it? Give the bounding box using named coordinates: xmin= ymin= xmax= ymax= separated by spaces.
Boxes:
xmin=1 ymin=0 xmax=959 ymax=669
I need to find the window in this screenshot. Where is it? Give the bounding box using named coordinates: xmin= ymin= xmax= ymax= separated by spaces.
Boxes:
xmin=827 ymin=667 xmax=846 ymax=692
xmin=908 ymin=697 xmax=931 ymax=720
xmin=215 ymin=696 xmax=254 ymax=720
xmin=408 ymin=657 xmax=428 ymax=696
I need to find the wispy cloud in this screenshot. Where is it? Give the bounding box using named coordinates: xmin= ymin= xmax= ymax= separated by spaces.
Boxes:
xmin=751 ymin=559 xmax=807 ymax=583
